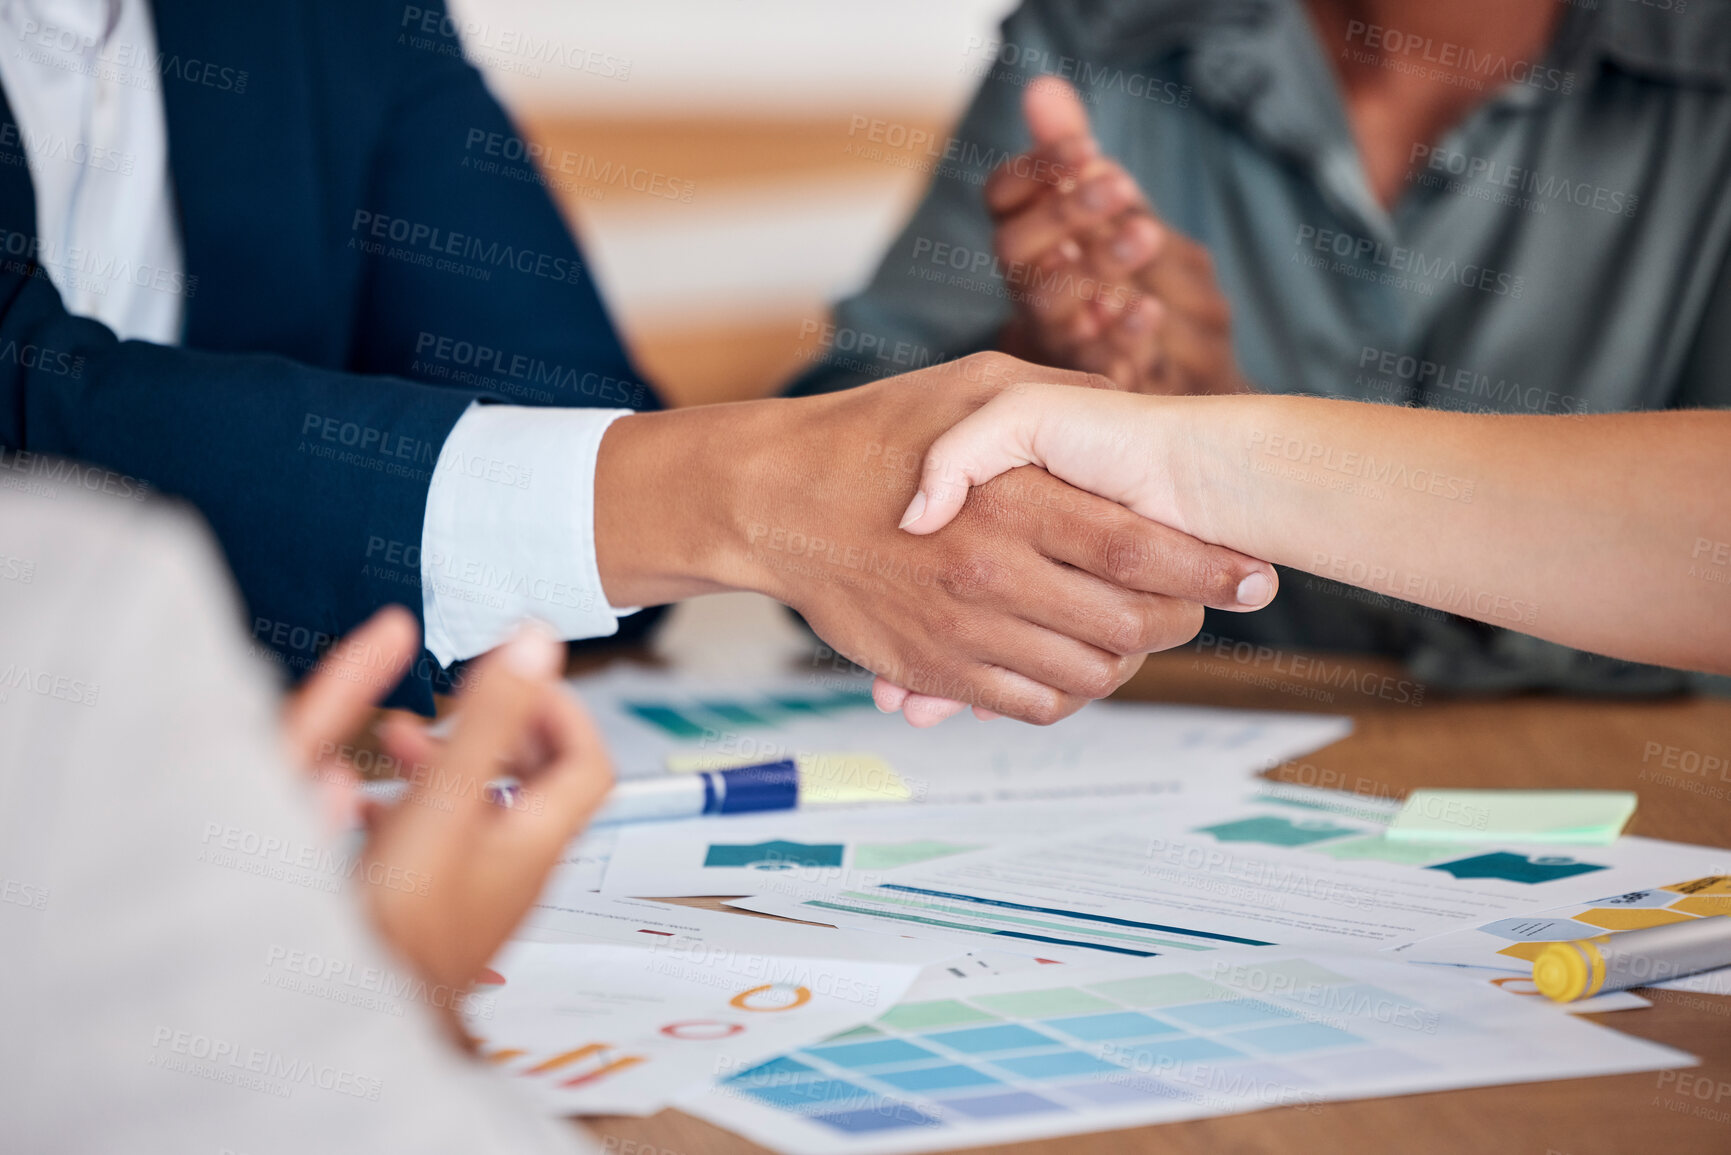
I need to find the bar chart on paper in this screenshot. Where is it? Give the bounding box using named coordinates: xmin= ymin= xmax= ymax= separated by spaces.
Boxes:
xmin=682 ymin=951 xmax=1693 ymax=1155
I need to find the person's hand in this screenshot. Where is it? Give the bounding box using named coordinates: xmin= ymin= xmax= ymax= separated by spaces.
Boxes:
xmin=876 ymin=382 xmax=1275 ymax=724
xmin=596 ymin=352 xmax=1275 ymax=726
xmin=990 ymin=77 xmax=1245 ymax=396
xmin=363 ymin=626 xmax=612 ymax=1001
xmin=281 ymin=606 xmax=424 ymax=833
xmin=282 ymin=610 xmax=613 ymax=1035
xmin=747 ymin=357 xmax=1278 ymax=726
xmin=900 ymin=382 xmax=1194 ymax=533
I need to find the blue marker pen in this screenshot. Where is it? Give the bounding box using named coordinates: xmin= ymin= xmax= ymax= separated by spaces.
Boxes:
xmin=356 ymin=760 xmax=801 ymax=825
xmin=587 ymin=760 xmax=801 ymax=825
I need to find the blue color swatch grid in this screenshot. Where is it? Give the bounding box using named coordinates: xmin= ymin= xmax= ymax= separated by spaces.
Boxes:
xmin=720 ymin=959 xmax=1402 ymax=1138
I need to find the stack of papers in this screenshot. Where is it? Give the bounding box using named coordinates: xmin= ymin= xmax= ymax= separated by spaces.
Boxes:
xmin=465 ymin=664 xmax=1728 ymax=1151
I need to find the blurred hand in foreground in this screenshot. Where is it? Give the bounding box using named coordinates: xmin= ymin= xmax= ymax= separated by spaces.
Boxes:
xmin=282 ymin=609 xmax=613 ymax=1033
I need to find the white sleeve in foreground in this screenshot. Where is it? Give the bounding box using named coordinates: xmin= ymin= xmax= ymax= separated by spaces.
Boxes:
xmin=421 ymin=403 xmax=635 ymax=667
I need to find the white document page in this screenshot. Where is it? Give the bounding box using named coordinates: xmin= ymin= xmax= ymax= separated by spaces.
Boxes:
xmin=731 ymin=793 xmax=1731 ymax=963
xmin=598 ymin=797 xmax=1212 ymax=900
xmin=679 ymin=949 xmax=1693 ymax=1155
xmin=469 ymin=939 xmax=926 ymax=1116
xmin=516 ymin=890 xmax=952 ymax=966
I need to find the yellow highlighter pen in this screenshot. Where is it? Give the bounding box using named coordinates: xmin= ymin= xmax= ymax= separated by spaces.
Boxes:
xmin=1534 ymin=915 xmax=1731 ymax=1002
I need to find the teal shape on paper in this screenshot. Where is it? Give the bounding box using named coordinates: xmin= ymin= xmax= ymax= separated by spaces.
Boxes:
xmin=1425 ymin=852 xmax=1607 ymax=885
xmin=623 ymin=702 xmax=709 ymax=739
xmin=1193 ymin=815 xmax=1360 ymax=847
xmin=697 ymin=700 xmax=776 ymax=728
xmin=703 ymin=840 xmax=845 ymax=870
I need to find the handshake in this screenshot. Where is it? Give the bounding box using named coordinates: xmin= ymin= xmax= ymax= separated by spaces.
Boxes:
xmin=598 ymin=79 xmax=1277 ymax=730
xmin=663 ymin=351 xmax=1279 ymax=728
xmin=591 ymin=85 xmax=1277 ymax=731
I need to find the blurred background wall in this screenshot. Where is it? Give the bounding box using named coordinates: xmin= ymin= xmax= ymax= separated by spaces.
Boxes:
xmin=447 ymin=0 xmax=1018 ymax=407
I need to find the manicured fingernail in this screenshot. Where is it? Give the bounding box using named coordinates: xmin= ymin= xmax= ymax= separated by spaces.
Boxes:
xmin=1236 ymin=572 xmax=1274 ymax=607
xmin=501 ymin=621 xmax=561 ymax=678
xmin=898 ymin=490 xmax=928 ymax=529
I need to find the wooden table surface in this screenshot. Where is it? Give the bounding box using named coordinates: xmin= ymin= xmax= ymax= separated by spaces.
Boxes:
xmin=574 ymin=646 xmax=1731 ymax=1155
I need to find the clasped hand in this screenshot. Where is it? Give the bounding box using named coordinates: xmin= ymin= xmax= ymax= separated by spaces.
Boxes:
xmin=992 ymin=77 xmax=1246 ymax=397
xmin=730 ymin=353 xmax=1275 ymax=726
xmin=873 ymin=382 xmax=1273 ymax=724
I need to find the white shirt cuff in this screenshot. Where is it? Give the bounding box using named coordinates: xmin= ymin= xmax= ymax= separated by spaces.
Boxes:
xmin=420 ymin=403 xmax=634 ymax=667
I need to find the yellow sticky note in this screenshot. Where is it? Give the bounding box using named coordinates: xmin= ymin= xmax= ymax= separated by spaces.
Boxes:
xmin=795 ymin=752 xmax=909 ymax=805
xmin=664 ymin=751 xmax=770 ymax=774
xmin=662 ymin=751 xmax=910 ymax=805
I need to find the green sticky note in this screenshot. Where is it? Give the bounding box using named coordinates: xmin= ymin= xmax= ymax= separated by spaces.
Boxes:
xmin=1386 ymin=789 xmax=1636 ymax=845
